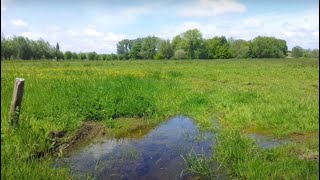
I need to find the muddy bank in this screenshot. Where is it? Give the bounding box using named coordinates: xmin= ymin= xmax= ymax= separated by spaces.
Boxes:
xmin=42 ymin=121 xmax=107 ymax=158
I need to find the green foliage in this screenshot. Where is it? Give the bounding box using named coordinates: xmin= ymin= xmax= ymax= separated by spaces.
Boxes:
xmin=72 ymin=52 xmax=78 ymax=59
xmin=54 ymin=43 xmax=64 ymax=60
xmin=158 ymin=40 xmax=174 ymax=59
xmin=291 ymin=46 xmax=303 ymax=58
xmin=215 ymin=129 xmax=319 ymax=179
xmin=311 ymin=49 xmax=319 ymax=58
xmin=172 ymin=29 xmax=204 ymax=59
xmin=79 ymin=52 xmax=87 ymax=60
xmin=302 ymin=49 xmax=319 ymax=58
xmin=154 ymin=52 xmax=163 ymax=60
xmin=229 ymin=38 xmax=250 ymax=58
xmin=64 ymin=51 xmax=72 ymax=60
xmin=1 ymin=35 xmax=57 ymax=60
xmin=56 ymin=43 xmax=60 ymax=51
xmin=129 ymin=38 xmax=142 ymax=59
xmin=249 ymin=36 xmax=287 ymax=58
xmin=56 ymin=51 xmax=64 ymax=60
xmin=87 ymin=52 xmax=97 ymax=60
xmin=1 ymin=30 xmax=317 ymax=61
xmin=206 ymin=36 xmax=232 ymax=59
xmin=100 ymin=54 xmax=107 ymax=60
xmin=140 ymin=36 xmax=161 ymax=59
xmin=173 ymin=49 xmax=188 ymax=59
xmin=181 ymin=150 xmax=215 ymax=178
xmin=95 ymin=54 xmax=101 ymax=60
xmin=117 ymin=39 xmax=131 ymax=60
xmin=172 ymin=35 xmax=183 ymax=51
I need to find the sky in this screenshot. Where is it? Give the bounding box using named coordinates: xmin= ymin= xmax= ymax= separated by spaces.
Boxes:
xmin=1 ymin=0 xmax=319 ymax=53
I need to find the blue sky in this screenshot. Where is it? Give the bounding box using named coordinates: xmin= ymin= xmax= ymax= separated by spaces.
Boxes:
xmin=1 ymin=0 xmax=319 ymax=53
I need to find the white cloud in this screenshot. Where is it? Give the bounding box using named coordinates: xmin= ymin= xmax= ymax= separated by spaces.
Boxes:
xmin=312 ymin=31 xmax=319 ymax=39
xmin=84 ymin=27 xmax=103 ymax=37
xmin=19 ymin=26 xmax=126 ymax=53
xmin=103 ymin=32 xmax=126 ymax=42
xmin=156 ymin=22 xmax=218 ymax=40
xmin=21 ymin=31 xmax=43 ymax=39
xmin=11 ymin=19 xmax=28 ymax=27
xmin=155 ymin=8 xmax=319 ymax=50
xmin=178 ymin=0 xmax=246 ymax=17
xmin=94 ymin=6 xmax=150 ymax=26
xmin=66 ymin=30 xmax=79 ymax=37
xmin=242 ymin=18 xmax=263 ymax=27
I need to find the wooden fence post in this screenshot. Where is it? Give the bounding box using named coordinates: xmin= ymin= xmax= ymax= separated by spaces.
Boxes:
xmin=9 ymin=78 xmax=25 ymax=126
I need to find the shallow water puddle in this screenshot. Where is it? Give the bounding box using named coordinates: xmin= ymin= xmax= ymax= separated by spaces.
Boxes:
xmin=55 ymin=116 xmax=214 ymax=179
xmin=248 ymin=133 xmax=291 ymax=149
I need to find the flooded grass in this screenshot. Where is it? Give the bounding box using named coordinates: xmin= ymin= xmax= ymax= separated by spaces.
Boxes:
xmin=55 ymin=116 xmax=214 ymax=179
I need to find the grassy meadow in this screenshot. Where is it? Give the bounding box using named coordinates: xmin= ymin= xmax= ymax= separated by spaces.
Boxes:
xmin=1 ymin=58 xmax=319 ymax=179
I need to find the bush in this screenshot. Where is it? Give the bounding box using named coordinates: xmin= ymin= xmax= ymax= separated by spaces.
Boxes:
xmin=79 ymin=53 xmax=87 ymax=60
xmin=154 ymin=52 xmax=163 ymax=60
xmin=72 ymin=52 xmax=78 ymax=59
xmin=291 ymin=46 xmax=303 ymax=58
xmin=173 ymin=49 xmax=188 ymax=59
xmin=64 ymin=51 xmax=72 ymax=60
xmin=88 ymin=52 xmax=97 ymax=60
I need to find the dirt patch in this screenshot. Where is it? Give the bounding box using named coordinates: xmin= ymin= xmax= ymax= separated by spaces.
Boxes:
xmin=287 ymin=132 xmax=319 ymax=161
xmin=289 ymin=132 xmax=319 ymax=142
xmin=299 ymin=151 xmax=319 ymax=161
xmin=64 ymin=121 xmax=106 ymax=151
xmin=49 ymin=130 xmax=67 ymax=139
xmin=44 ymin=121 xmax=107 ymax=156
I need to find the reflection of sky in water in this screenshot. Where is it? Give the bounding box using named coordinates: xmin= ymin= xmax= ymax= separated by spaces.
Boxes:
xmin=55 ymin=116 xmax=290 ymax=179
xmin=82 ymin=139 xmax=132 ymax=159
xmin=248 ymin=134 xmax=291 ymax=149
xmin=55 ymin=115 xmax=214 ymax=179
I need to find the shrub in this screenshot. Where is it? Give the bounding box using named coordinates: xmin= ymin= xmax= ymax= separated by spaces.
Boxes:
xmin=173 ymin=49 xmax=188 ymax=59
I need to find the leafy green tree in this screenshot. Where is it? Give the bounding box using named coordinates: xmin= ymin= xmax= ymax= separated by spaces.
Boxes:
xmin=311 ymin=49 xmax=319 ymax=59
xmin=140 ymin=36 xmax=160 ymax=59
xmin=88 ymin=52 xmax=97 ymax=60
xmin=36 ymin=39 xmax=55 ymax=59
xmin=3 ymin=39 xmax=17 ymax=60
xmin=54 ymin=42 xmax=64 ymax=60
xmin=229 ymin=39 xmax=249 ymax=58
xmin=101 ymin=54 xmax=107 ymax=60
xmin=117 ymin=39 xmax=131 ymax=60
xmin=173 ymin=49 xmax=188 ymax=59
xmin=302 ymin=49 xmax=312 ymax=58
xmin=291 ymin=46 xmax=303 ymax=58
xmin=79 ymin=52 xmax=87 ymax=60
xmin=206 ymin=36 xmax=231 ymax=59
xmin=56 ymin=43 xmax=59 ymax=51
xmin=174 ymin=29 xmax=204 ymax=59
xmin=72 ymin=52 xmax=78 ymax=59
xmin=14 ymin=36 xmax=33 ymax=60
xmin=248 ymin=36 xmax=287 ymax=58
xmin=95 ymin=54 xmax=102 ymax=60
xmin=158 ymin=39 xmax=174 ymax=59
xmin=64 ymin=51 xmax=73 ymax=60
xmin=172 ymin=35 xmax=183 ymax=51
xmin=129 ymin=38 xmax=143 ymax=59
xmin=111 ymin=53 xmax=118 ymax=60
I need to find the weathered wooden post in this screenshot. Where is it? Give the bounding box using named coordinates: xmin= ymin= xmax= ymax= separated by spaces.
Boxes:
xmin=9 ymin=78 xmax=25 ymax=126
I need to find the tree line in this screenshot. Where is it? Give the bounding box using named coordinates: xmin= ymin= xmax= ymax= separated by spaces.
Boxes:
xmin=1 ymin=29 xmax=319 ymax=60
xmin=291 ymin=46 xmax=319 ymax=58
